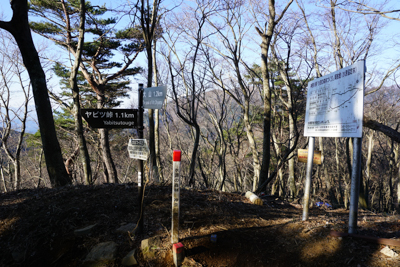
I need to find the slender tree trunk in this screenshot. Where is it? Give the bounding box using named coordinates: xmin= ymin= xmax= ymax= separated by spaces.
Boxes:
xmin=1 ymin=166 xmax=7 ymax=192
xmin=97 ymin=94 xmax=118 ymax=184
xmin=188 ymin=124 xmax=201 ymax=186
xmin=319 ymin=137 xmax=336 ymax=205
xmin=335 ymin=137 xmax=344 ymax=204
xmin=256 ymin=0 xmax=293 ymax=192
xmin=344 ymin=138 xmax=353 ymax=208
xmin=70 ymin=0 xmax=92 ymax=185
xmin=0 ymin=0 xmax=71 ymax=187
xmin=388 ymin=138 xmax=396 ymax=211
xmin=258 ymin=30 xmax=272 ymax=191
xmin=365 ymin=132 xmax=374 ymax=209
xmin=140 ymin=0 xmax=161 ymax=184
xmin=13 ymin=160 xmax=21 ymax=190
xmin=397 ymin=158 xmax=400 ymax=208
xmin=287 ymin=109 xmax=296 ymax=199
xmin=153 ymin=40 xmax=162 ymax=182
xmin=330 ymin=0 xmax=344 ymax=69
xmin=243 ymin=107 xmax=261 ymax=192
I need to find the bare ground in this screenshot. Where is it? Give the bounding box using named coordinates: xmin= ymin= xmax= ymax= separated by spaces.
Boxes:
xmin=1 ymin=183 xmax=400 ymax=266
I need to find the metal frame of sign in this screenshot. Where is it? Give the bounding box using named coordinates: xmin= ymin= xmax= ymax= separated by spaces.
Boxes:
xmin=302 ymin=60 xmax=365 ymax=235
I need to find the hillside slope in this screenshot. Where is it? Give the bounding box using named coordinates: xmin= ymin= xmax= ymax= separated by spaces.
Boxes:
xmin=1 ymin=184 xmax=400 ymax=266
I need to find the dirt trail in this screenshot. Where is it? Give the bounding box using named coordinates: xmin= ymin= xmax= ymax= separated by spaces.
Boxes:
xmin=1 ymin=184 xmax=400 ymax=266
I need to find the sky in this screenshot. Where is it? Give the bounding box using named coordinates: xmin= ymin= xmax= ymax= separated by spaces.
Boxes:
xmin=0 ymin=0 xmax=400 ymax=133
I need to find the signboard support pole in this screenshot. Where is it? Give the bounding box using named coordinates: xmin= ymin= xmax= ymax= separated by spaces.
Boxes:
xmin=171 ymin=150 xmax=181 ymax=244
xmin=349 ymin=137 xmax=362 ymax=234
xmin=302 ymin=136 xmax=315 ymax=221
xmin=137 ymin=84 xmax=144 ymax=234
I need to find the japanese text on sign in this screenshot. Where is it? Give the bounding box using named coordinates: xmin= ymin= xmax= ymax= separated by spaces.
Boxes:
xmin=304 ymin=60 xmax=365 ymax=138
xmin=81 ymin=109 xmax=138 ymax=128
xmin=127 ymin=139 xmax=149 ymax=160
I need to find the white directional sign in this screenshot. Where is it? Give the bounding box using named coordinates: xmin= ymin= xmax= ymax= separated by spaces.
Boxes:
xmin=127 ymin=139 xmax=149 ymax=160
xmin=304 ymin=60 xmax=365 ymax=138
xmin=143 ymin=86 xmax=167 ymax=109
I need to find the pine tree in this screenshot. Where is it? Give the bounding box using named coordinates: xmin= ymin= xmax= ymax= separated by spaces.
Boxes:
xmin=29 ymin=0 xmax=143 ymax=183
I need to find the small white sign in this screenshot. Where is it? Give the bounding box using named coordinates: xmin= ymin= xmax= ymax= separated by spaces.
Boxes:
xmin=128 ymin=139 xmax=149 ymax=160
xmin=143 ymin=86 xmax=167 ymax=109
xmin=304 ymin=60 xmax=365 ymax=138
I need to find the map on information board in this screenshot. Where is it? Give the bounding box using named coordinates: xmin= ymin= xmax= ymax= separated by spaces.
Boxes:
xmin=304 ymin=60 xmax=365 ymax=138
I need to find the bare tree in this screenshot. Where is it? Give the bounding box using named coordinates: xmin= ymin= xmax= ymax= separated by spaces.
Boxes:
xmin=161 ymin=0 xmax=218 ymax=186
xmin=203 ymin=0 xmax=262 ymax=191
xmin=252 ymin=0 xmax=294 ymax=191
xmin=67 ymin=0 xmax=92 ymax=185
xmin=135 ymin=0 xmax=163 ymax=183
xmin=0 ymin=33 xmax=31 ymax=190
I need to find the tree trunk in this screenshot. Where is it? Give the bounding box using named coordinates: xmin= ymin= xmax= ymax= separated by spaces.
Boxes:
xmin=243 ymin=108 xmax=261 ymax=192
xmin=97 ymin=94 xmax=118 ymax=184
xmin=256 ymin=0 xmax=293 ymax=192
xmin=146 ymin=43 xmax=157 ymax=182
xmin=365 ymin=133 xmax=374 ymax=209
xmin=0 ymin=0 xmax=71 ymax=187
xmin=70 ymin=0 xmax=92 ymax=185
xmin=334 ymin=137 xmax=344 ymax=204
xmin=140 ymin=0 xmax=161 ymax=184
xmin=153 ymin=40 xmax=162 ymax=182
xmin=319 ymin=137 xmax=337 ymax=205
xmin=258 ymin=30 xmax=273 ymax=191
xmin=188 ymin=124 xmax=201 ymax=186
xmin=1 ymin=166 xmax=7 ymax=192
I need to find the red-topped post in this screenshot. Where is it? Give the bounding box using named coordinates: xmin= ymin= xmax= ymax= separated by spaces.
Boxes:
xmin=172 ymin=150 xmax=184 ymax=266
xmin=171 ymin=150 xmax=181 ymax=244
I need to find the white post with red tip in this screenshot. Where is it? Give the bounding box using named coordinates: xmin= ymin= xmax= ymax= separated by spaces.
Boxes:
xmin=171 ymin=150 xmax=181 ymax=244
xmin=171 ymin=150 xmax=184 ymax=266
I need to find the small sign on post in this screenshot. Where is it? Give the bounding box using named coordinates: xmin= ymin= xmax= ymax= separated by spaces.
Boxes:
xmin=127 ymin=139 xmax=149 ymax=160
xmin=298 ymin=149 xmax=322 ymax=165
xmin=143 ymin=86 xmax=167 ymax=109
xmin=171 ymin=150 xmax=181 ymax=244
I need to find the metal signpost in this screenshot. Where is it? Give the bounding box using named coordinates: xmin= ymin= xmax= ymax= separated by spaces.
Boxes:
xmin=303 ymin=60 xmax=365 ymax=234
xmin=137 ymin=84 xmax=145 ymax=234
xmin=302 ymin=137 xmax=315 ymax=221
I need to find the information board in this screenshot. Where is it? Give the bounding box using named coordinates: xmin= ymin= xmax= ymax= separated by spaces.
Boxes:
xmin=304 ymin=60 xmax=365 ymax=137
xmin=127 ymin=139 xmax=149 ymax=160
